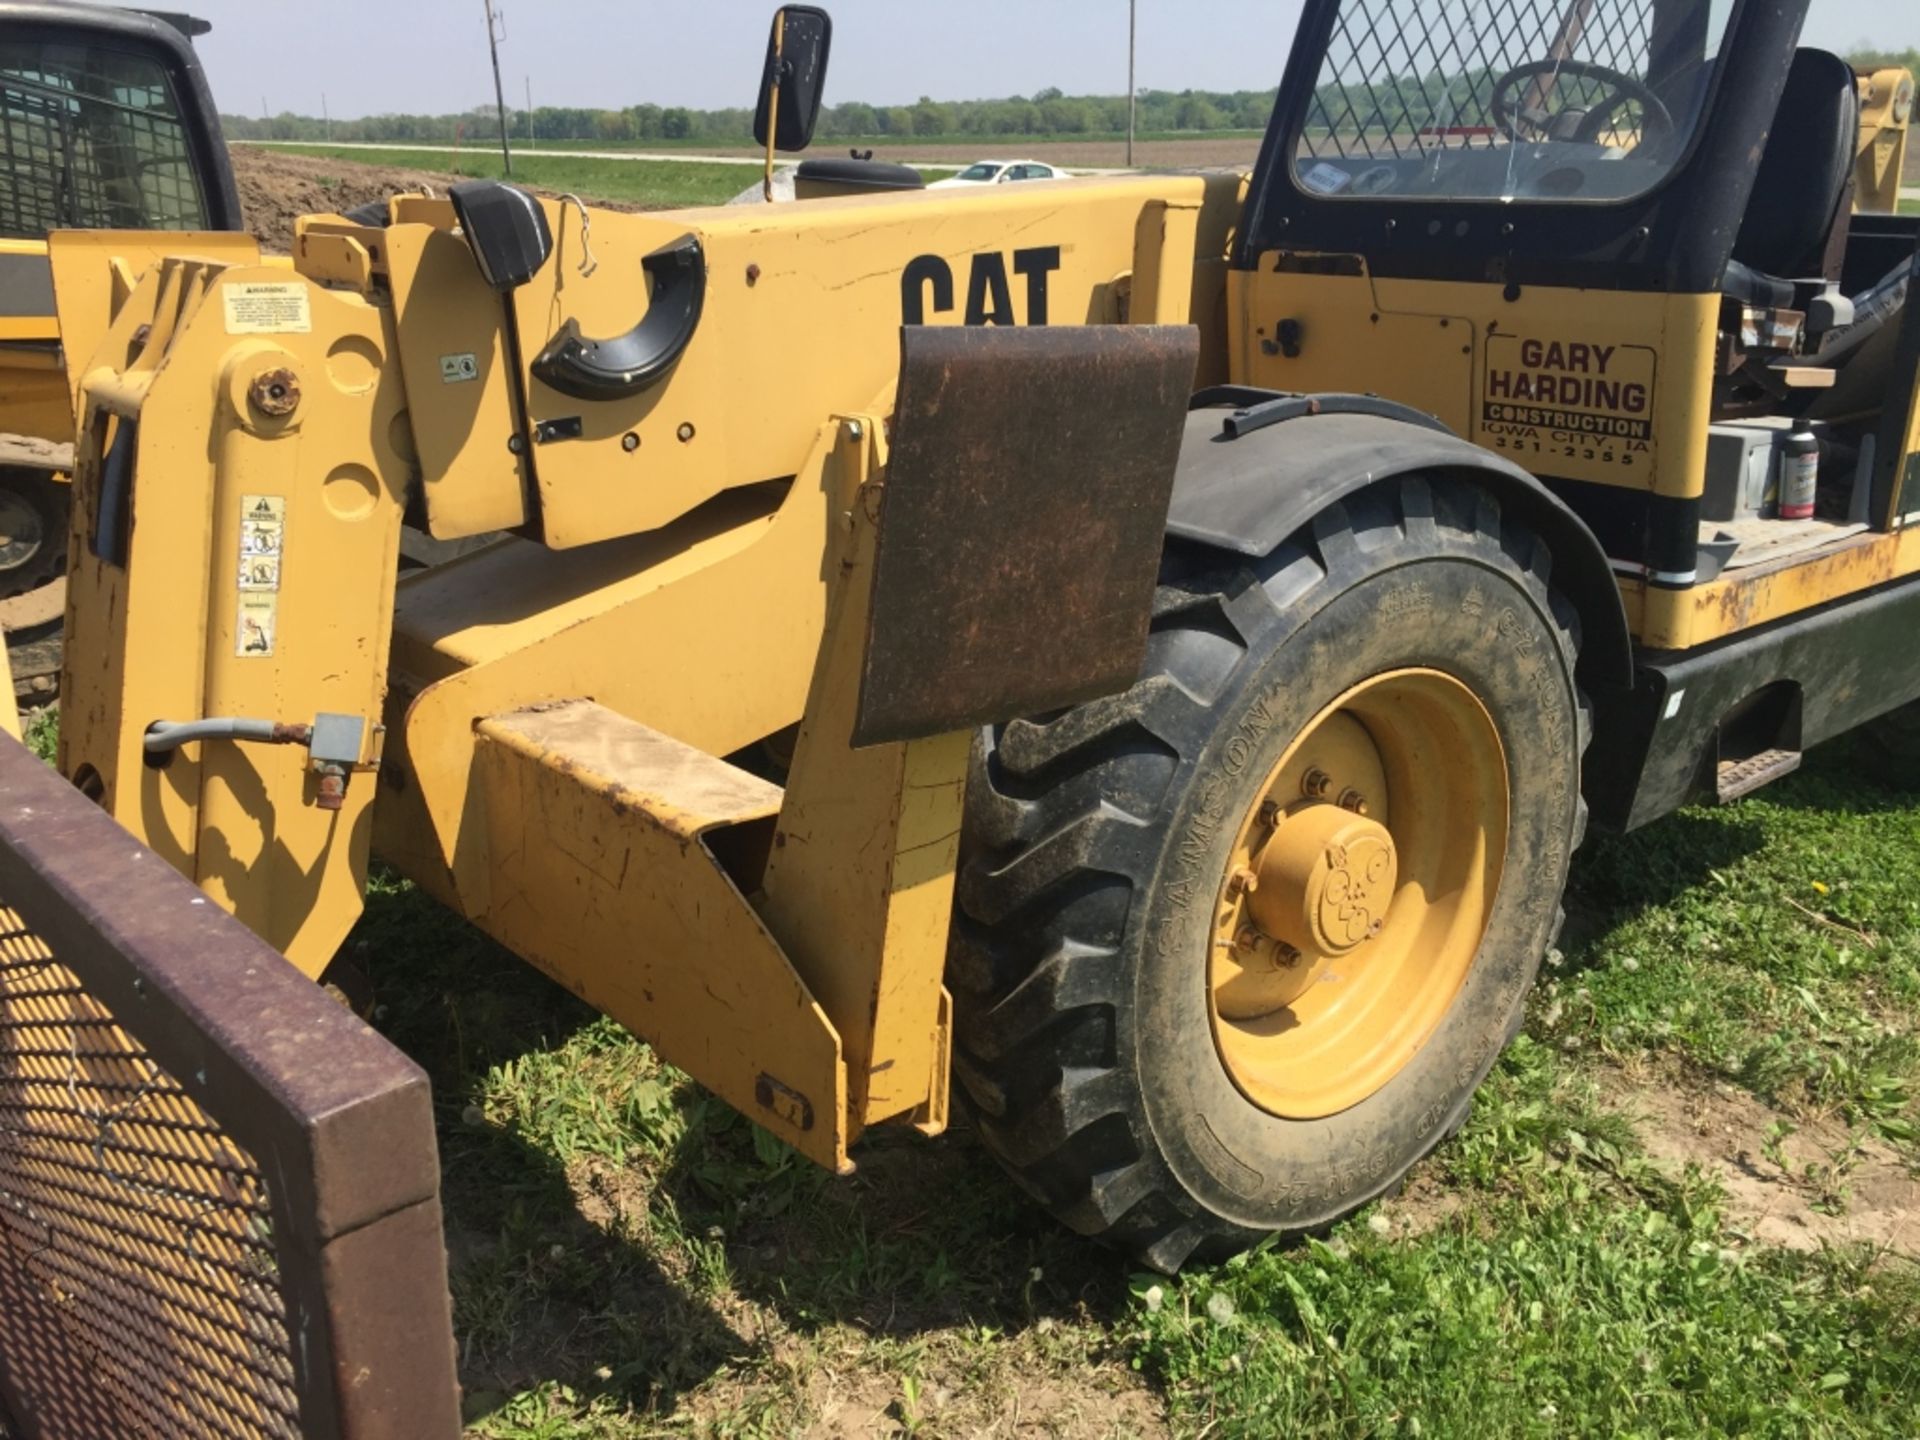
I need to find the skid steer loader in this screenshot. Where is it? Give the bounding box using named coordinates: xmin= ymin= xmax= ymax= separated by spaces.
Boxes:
xmin=5 ymin=0 xmax=1920 ymax=1384
xmin=0 ymin=1 xmax=244 ymax=699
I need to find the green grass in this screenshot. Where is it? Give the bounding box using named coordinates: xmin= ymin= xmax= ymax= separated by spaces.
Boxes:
xmin=278 ymin=129 xmax=1263 ymax=156
xmin=323 ymin=730 xmax=1920 ymax=1437
xmin=245 ymin=144 xmax=754 ymax=208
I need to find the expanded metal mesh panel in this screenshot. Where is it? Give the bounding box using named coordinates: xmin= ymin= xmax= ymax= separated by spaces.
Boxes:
xmin=0 ymin=41 xmax=206 ymax=240
xmin=0 ymin=908 xmax=299 ymax=1440
xmin=1299 ymin=0 xmax=1661 ymax=159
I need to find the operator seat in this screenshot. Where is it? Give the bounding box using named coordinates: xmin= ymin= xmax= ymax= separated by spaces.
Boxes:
xmin=1722 ymin=47 xmax=1859 ymax=309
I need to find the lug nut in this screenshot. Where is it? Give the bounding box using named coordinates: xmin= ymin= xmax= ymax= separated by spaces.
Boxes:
xmin=1226 ymin=866 xmax=1259 ymax=899
xmin=1338 ymin=788 xmax=1369 ymax=815
xmin=1301 ymin=768 xmax=1332 ymax=799
xmin=1257 ymin=799 xmax=1282 ymax=827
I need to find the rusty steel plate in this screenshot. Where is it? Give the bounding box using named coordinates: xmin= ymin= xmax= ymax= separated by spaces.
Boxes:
xmin=0 ymin=736 xmax=459 ymax=1440
xmin=854 ymin=324 xmax=1199 ymax=747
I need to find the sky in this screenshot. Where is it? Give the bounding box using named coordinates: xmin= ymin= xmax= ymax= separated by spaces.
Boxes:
xmin=178 ymin=0 xmax=1920 ymax=122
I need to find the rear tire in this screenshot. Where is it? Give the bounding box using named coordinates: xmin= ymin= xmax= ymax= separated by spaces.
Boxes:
xmin=951 ymin=475 xmax=1589 ymax=1271
xmin=1862 ymin=702 xmax=1920 ymax=790
xmin=0 ymin=471 xmax=67 ymax=599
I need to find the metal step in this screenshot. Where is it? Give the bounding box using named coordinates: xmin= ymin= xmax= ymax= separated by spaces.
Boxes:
xmin=1716 ymin=746 xmax=1802 ymax=803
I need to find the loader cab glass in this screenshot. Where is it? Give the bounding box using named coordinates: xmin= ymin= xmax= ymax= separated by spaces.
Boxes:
xmin=0 ymin=38 xmax=210 ymax=238
xmin=753 ymin=5 xmax=832 ymax=152
xmin=1290 ymin=0 xmax=1734 ymax=204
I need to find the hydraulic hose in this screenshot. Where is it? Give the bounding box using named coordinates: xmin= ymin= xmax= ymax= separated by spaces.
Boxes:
xmin=142 ymin=718 xmax=312 ymax=754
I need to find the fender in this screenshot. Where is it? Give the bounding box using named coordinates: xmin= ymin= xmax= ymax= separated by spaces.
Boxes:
xmin=1166 ymin=391 xmax=1633 ymax=688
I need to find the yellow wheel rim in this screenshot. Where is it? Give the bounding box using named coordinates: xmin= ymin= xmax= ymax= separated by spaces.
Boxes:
xmin=1207 ymin=669 xmax=1509 ymax=1119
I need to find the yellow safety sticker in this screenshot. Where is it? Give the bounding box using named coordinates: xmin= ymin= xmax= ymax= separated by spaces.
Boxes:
xmin=237 ymin=593 xmax=277 ymax=656
xmin=223 ymin=281 xmax=312 ymax=336
xmin=236 ymin=494 xmax=285 ymax=656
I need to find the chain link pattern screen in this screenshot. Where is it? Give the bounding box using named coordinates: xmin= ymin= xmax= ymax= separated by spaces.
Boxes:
xmin=1290 ymin=0 xmax=1729 ymax=202
xmin=0 ymin=908 xmax=300 ymax=1440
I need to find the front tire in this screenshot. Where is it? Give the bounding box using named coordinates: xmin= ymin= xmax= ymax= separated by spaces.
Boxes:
xmin=951 ymin=475 xmax=1589 ymax=1270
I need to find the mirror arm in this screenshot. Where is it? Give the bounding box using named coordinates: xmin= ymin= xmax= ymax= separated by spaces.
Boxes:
xmin=764 ymin=8 xmax=786 ymax=201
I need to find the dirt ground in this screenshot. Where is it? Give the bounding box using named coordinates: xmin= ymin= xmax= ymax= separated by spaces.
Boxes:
xmin=227 ymin=145 xmax=645 ymax=253
xmin=1620 ymin=1073 xmax=1920 ymax=1254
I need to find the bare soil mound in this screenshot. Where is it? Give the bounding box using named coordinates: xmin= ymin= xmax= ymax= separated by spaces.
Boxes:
xmin=228 ymin=145 xmax=642 ymax=254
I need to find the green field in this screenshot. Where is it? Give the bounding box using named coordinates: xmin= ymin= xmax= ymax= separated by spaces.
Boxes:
xmin=253 ymin=144 xmax=755 ymax=208
xmin=281 ymin=724 xmax=1917 ymax=1437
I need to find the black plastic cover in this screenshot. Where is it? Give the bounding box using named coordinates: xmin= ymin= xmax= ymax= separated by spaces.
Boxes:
xmin=448 ymin=181 xmax=553 ymax=292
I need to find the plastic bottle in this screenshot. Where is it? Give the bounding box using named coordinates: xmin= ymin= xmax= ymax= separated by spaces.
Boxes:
xmin=1779 ymin=428 xmax=1818 ymax=520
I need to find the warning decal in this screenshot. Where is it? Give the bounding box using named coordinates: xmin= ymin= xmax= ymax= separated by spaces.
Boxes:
xmin=1481 ymin=336 xmax=1656 ymax=462
xmin=223 ymin=281 xmax=312 ymax=336
xmin=236 ymin=494 xmax=284 ymax=656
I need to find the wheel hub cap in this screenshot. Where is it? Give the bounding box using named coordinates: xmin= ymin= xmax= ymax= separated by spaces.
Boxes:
xmin=1207 ymin=668 xmax=1509 ymax=1120
xmin=1250 ymin=803 xmax=1398 ymax=960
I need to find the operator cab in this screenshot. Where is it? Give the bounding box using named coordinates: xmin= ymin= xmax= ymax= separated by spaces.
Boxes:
xmin=1237 ymin=0 xmax=1918 ymax=646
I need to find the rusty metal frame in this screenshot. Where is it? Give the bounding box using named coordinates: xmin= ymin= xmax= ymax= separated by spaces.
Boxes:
xmin=0 ymin=734 xmax=459 ymax=1440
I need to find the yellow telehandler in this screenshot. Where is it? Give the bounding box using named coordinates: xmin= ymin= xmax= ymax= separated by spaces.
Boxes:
xmin=1 ymin=0 xmax=1918 ymax=1432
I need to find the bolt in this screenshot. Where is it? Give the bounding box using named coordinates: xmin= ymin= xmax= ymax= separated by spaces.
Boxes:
xmin=1274 ymin=941 xmax=1302 ymax=966
xmin=1301 ymin=768 xmax=1332 ymax=799
xmin=745 ymin=263 xmax=762 ymax=285
xmin=247 ymin=366 xmax=300 ymax=418
xmin=1225 ymin=866 xmax=1259 ymax=899
xmin=847 ymin=419 xmax=864 ymax=440
xmin=676 ymin=422 xmax=696 ymax=443
xmin=1338 ymin=788 xmax=1368 ymax=816
xmin=1257 ymin=799 xmax=1282 ymax=828
xmin=1234 ymin=925 xmax=1262 ymax=953
xmin=621 ymin=431 xmax=641 ymax=453
xmin=507 ymin=434 xmax=526 ymax=454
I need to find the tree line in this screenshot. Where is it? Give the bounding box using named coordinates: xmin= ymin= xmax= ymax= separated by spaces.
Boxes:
xmin=219 ymin=87 xmax=1276 ymax=146
xmin=220 ymin=48 xmax=1909 ymax=149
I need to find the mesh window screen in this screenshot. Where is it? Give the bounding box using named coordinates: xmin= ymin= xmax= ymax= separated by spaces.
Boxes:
xmin=0 ymin=909 xmax=301 ymax=1440
xmin=1292 ymin=0 xmax=1726 ymax=201
xmin=0 ymin=42 xmax=207 ymax=241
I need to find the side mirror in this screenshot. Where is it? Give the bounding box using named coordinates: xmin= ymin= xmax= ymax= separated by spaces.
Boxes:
xmin=448 ymin=180 xmax=552 ymax=292
xmin=752 ymin=6 xmax=832 ymax=153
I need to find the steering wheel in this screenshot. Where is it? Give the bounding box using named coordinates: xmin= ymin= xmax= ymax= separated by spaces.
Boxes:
xmin=1489 ymin=58 xmax=1674 ymax=148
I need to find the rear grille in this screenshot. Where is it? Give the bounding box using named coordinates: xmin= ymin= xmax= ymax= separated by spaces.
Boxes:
xmin=0 ymin=736 xmax=460 ymax=1439
xmin=0 ymin=909 xmax=300 ymax=1439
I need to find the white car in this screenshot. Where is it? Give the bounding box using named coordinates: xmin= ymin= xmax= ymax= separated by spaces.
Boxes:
xmin=928 ymin=159 xmax=1068 ymax=189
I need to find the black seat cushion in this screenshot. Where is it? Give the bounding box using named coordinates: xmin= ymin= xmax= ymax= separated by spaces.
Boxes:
xmin=1729 ymin=48 xmax=1860 ymax=281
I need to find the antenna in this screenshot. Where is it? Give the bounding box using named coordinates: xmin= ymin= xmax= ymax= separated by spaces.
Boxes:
xmin=482 ymin=0 xmax=513 ymax=177
xmin=1126 ymin=0 xmax=1137 ymax=168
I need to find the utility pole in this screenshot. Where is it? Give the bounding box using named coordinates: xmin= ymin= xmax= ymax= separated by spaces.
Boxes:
xmin=321 ymin=92 xmax=330 ymax=143
xmin=482 ymin=0 xmax=513 ymax=176
xmin=524 ymin=75 xmax=534 ymax=142
xmin=1126 ymin=0 xmax=1137 ymax=168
